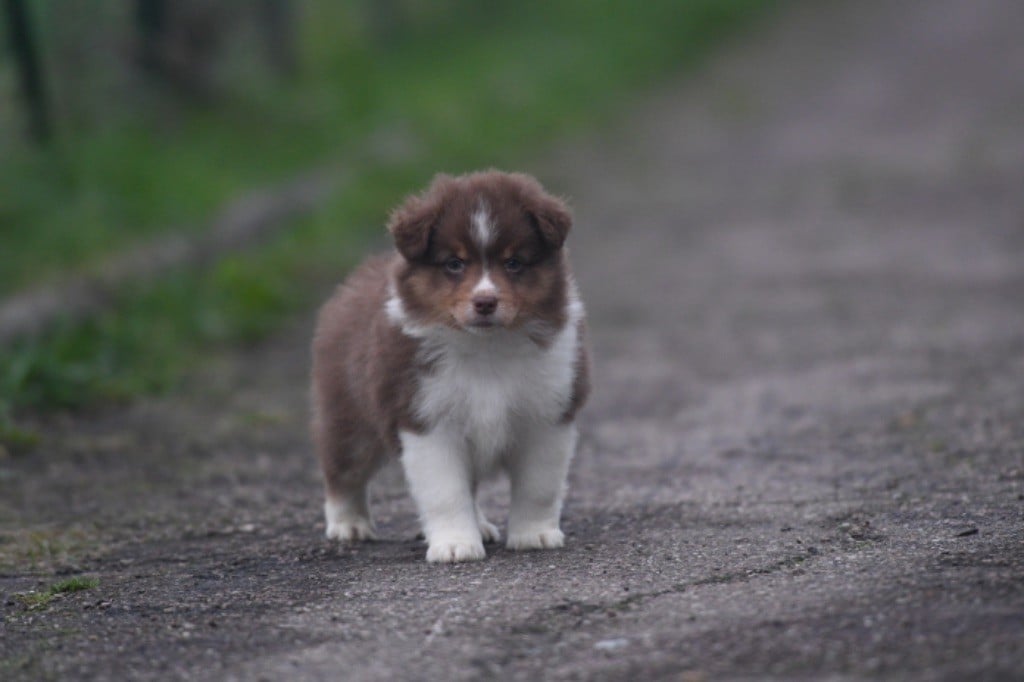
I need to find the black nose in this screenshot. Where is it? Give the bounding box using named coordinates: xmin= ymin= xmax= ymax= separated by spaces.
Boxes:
xmin=472 ymin=294 xmax=498 ymax=316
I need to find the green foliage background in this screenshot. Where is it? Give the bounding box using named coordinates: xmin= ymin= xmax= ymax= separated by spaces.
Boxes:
xmin=0 ymin=0 xmax=773 ymax=443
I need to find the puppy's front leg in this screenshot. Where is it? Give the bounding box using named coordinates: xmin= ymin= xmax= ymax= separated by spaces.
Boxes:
xmin=507 ymin=422 xmax=577 ymax=551
xmin=399 ymin=429 xmax=485 ymax=563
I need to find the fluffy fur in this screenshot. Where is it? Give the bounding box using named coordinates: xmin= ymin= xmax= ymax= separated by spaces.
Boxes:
xmin=310 ymin=170 xmax=590 ymax=563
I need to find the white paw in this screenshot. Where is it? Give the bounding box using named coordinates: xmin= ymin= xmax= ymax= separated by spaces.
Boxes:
xmin=478 ymin=518 xmax=501 ymax=544
xmin=426 ymin=538 xmax=486 ymax=563
xmin=325 ymin=518 xmax=377 ymax=542
xmin=507 ymin=528 xmax=564 ymax=551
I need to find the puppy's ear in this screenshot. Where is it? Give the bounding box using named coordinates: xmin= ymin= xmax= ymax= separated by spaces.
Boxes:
xmin=514 ymin=174 xmax=572 ymax=249
xmin=387 ymin=175 xmax=451 ymax=261
xmin=527 ymin=194 xmax=572 ymax=249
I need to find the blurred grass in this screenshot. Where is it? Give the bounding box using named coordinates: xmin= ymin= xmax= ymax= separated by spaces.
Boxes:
xmin=0 ymin=0 xmax=774 ymax=439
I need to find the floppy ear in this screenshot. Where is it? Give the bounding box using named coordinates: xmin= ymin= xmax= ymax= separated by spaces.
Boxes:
xmin=527 ymin=193 xmax=573 ymax=249
xmin=513 ymin=174 xmax=572 ymax=249
xmin=386 ymin=175 xmax=451 ymax=261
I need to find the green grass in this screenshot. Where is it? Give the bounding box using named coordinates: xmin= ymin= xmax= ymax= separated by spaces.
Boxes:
xmin=15 ymin=577 xmax=99 ymax=610
xmin=0 ymin=0 xmax=775 ymax=441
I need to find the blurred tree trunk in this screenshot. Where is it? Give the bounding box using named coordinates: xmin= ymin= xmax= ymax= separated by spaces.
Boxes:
xmin=133 ymin=0 xmax=226 ymax=101
xmin=3 ymin=0 xmax=51 ymax=143
xmin=367 ymin=0 xmax=402 ymax=46
xmin=134 ymin=0 xmax=167 ymax=79
xmin=258 ymin=0 xmax=296 ymax=77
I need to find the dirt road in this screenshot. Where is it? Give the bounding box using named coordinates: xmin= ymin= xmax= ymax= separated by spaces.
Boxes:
xmin=3 ymin=0 xmax=1023 ymax=679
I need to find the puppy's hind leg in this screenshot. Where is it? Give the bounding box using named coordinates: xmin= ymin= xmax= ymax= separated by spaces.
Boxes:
xmin=475 ymin=498 xmax=501 ymax=544
xmin=316 ymin=421 xmax=380 ymax=542
xmin=324 ymin=480 xmax=376 ymax=542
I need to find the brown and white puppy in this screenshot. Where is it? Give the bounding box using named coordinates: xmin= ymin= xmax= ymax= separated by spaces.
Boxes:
xmin=310 ymin=170 xmax=589 ymax=563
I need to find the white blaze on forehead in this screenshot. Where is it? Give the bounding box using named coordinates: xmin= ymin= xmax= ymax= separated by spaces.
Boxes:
xmin=471 ymin=199 xmax=495 ymax=251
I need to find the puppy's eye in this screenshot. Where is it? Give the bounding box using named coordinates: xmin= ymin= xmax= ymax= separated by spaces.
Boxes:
xmin=504 ymin=258 xmax=523 ymax=274
xmin=444 ymin=258 xmax=466 ymax=274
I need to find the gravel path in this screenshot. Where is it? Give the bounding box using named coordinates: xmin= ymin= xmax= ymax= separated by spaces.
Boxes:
xmin=3 ymin=0 xmax=1023 ymax=679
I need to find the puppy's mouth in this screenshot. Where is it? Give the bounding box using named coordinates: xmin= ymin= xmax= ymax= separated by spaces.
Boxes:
xmin=466 ymin=317 xmax=501 ymax=330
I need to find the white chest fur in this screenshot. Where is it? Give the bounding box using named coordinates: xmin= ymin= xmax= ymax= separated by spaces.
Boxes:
xmin=412 ymin=321 xmax=578 ymax=461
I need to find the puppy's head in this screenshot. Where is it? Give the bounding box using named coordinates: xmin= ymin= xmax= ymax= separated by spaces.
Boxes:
xmin=388 ymin=171 xmax=572 ymax=337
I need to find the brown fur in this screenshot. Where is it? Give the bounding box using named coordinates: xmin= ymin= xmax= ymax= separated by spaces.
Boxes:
xmin=562 ymin=318 xmax=591 ymax=424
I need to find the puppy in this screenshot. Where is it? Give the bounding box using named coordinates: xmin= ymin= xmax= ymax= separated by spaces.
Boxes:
xmin=310 ymin=170 xmax=589 ymax=563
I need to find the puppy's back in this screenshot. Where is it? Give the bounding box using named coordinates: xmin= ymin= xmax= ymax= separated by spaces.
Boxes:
xmin=313 ymin=255 xmax=391 ymax=362
xmin=311 ymin=253 xmax=423 ymax=456
xmin=311 ymin=255 xmax=393 ymax=441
